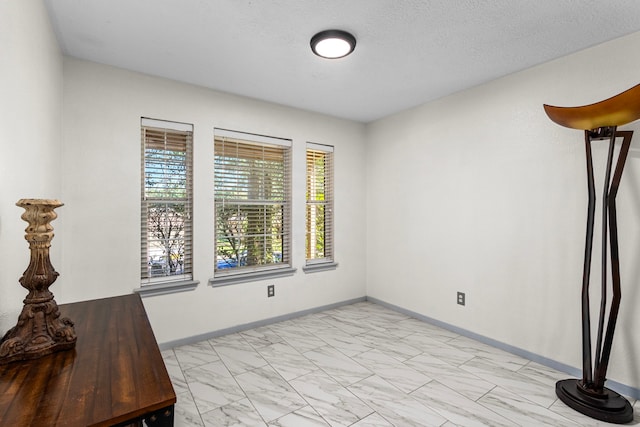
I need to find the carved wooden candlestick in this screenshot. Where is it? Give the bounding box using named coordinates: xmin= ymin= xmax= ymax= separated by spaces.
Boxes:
xmin=0 ymin=199 xmax=76 ymax=364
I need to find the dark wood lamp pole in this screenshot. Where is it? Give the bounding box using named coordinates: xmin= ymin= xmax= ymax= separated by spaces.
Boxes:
xmin=544 ymin=83 xmax=640 ymax=424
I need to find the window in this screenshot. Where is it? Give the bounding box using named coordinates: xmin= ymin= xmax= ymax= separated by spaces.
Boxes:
xmin=304 ymin=143 xmax=336 ymax=272
xmin=140 ymin=118 xmax=194 ymax=290
xmin=213 ymin=129 xmax=294 ymax=284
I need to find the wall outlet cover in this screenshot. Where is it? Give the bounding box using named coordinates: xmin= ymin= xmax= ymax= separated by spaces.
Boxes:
xmin=457 ymin=292 xmax=465 ymax=306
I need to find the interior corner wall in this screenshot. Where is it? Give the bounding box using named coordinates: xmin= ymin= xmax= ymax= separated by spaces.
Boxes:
xmin=0 ymin=0 xmax=63 ymax=333
xmin=59 ymin=57 xmax=367 ymax=344
xmin=365 ymin=31 xmax=640 ymax=390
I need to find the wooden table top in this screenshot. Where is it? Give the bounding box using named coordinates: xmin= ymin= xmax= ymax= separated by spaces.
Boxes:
xmin=0 ymin=293 xmax=176 ymax=427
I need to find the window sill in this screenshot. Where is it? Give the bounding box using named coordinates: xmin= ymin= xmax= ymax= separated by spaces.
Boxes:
xmin=134 ymin=279 xmax=199 ymax=297
xmin=209 ymin=267 xmax=297 ymax=287
xmin=302 ymin=262 xmax=338 ymax=273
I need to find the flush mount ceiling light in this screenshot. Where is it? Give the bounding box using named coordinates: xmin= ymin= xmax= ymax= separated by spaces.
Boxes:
xmin=310 ymin=30 xmax=356 ymax=59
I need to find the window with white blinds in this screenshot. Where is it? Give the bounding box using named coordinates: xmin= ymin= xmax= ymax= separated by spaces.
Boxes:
xmin=214 ymin=129 xmax=292 ymax=276
xmin=306 ymin=143 xmax=334 ymax=264
xmin=141 ymin=118 xmax=193 ymax=285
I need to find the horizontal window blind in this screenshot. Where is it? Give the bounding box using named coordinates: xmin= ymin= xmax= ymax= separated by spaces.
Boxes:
xmin=141 ymin=119 xmax=193 ymax=284
xmin=214 ymin=130 xmax=292 ymax=274
xmin=306 ymin=143 xmax=334 ymax=263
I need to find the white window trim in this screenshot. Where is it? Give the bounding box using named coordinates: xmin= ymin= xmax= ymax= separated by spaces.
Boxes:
xmin=302 ymin=261 xmax=338 ymax=274
xmin=306 ymin=142 xmax=334 ymax=153
xmin=134 ymin=279 xmax=200 ymax=297
xmin=215 ymin=128 xmax=291 ymax=146
xmin=305 ymin=142 xmax=336 ymax=270
xmin=212 ymin=128 xmax=293 ymax=284
xmin=141 ymin=117 xmax=193 ymax=132
xmin=140 ymin=117 xmax=196 ymax=295
xmin=209 ymin=267 xmax=297 ymax=287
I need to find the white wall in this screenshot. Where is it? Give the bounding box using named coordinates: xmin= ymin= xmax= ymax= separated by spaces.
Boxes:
xmin=4 ymin=0 xmax=639 ymax=393
xmin=366 ymin=31 xmax=640 ymax=390
xmin=60 ymin=58 xmax=367 ymax=343
xmin=0 ymin=0 xmax=63 ymax=332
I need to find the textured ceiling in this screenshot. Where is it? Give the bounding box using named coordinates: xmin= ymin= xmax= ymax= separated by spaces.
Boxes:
xmin=44 ymin=0 xmax=640 ymax=123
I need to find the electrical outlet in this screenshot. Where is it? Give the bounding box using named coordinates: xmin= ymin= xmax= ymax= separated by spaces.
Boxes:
xmin=457 ymin=292 xmax=465 ymax=306
xmin=267 ymin=284 xmax=275 ymax=297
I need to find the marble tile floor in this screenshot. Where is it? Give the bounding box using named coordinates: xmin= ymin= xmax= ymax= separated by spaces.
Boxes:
xmin=161 ymin=301 xmax=639 ymax=426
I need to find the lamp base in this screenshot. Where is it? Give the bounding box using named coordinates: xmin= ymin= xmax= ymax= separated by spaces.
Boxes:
xmin=556 ymin=379 xmax=633 ymax=424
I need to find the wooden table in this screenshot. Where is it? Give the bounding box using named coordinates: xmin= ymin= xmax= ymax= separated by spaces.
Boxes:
xmin=0 ymin=294 xmax=175 ymax=426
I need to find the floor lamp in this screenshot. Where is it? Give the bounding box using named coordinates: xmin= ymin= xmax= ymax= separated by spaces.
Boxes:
xmin=544 ymin=83 xmax=640 ymax=424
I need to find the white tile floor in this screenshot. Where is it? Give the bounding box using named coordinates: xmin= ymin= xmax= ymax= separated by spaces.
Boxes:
xmin=161 ymin=301 xmax=639 ymax=426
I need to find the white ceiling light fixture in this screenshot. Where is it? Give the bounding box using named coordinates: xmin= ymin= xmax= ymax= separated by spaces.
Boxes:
xmin=310 ymin=30 xmax=356 ymax=59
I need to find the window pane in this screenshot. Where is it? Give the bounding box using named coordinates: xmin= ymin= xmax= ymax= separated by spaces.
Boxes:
xmin=306 ymin=146 xmax=334 ymax=263
xmin=214 ymin=133 xmax=291 ymax=274
xmin=141 ymin=123 xmax=193 ymax=283
xmin=306 ymin=204 xmax=326 ymax=258
xmin=146 ymin=202 xmax=188 ymax=276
